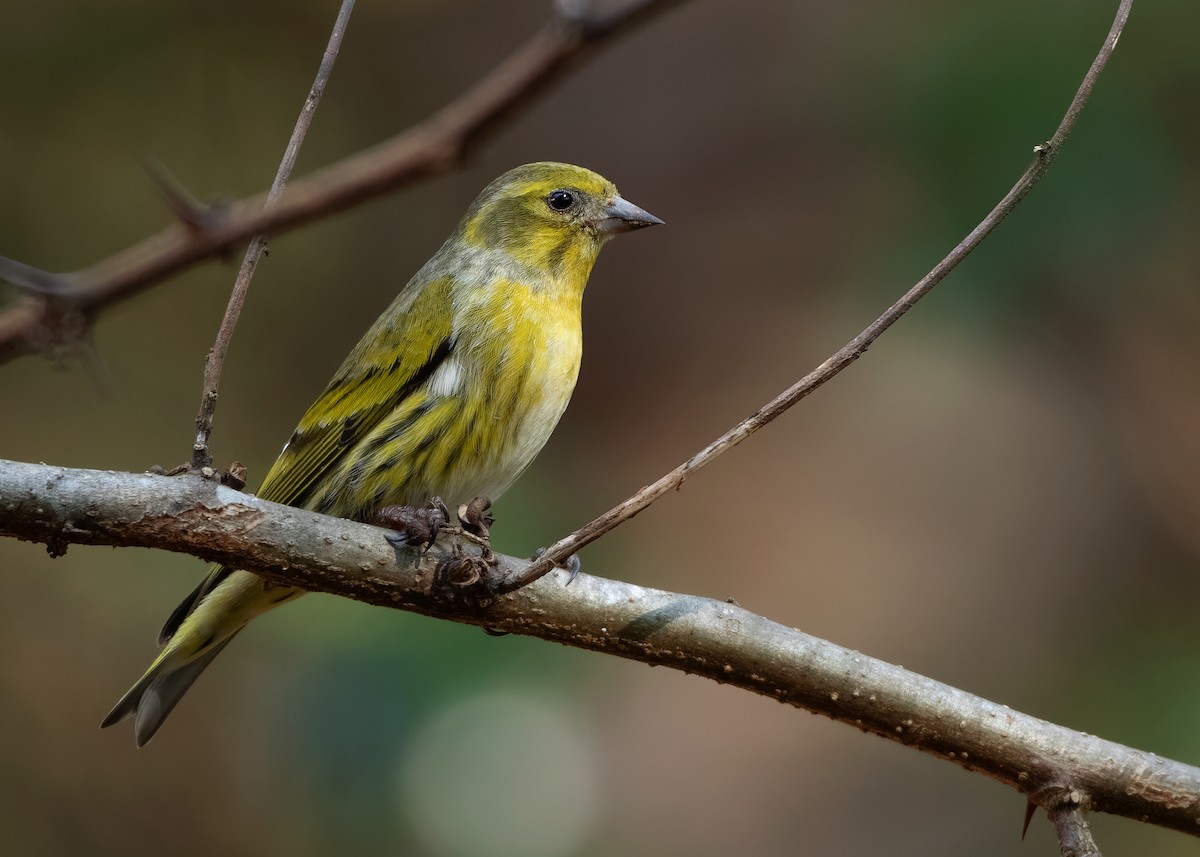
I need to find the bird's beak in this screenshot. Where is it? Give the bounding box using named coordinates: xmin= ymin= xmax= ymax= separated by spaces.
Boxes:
xmin=596 ymin=195 xmax=664 ymax=236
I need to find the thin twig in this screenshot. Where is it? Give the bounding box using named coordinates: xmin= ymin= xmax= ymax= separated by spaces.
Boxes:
xmin=191 ymin=0 xmax=355 ymax=472
xmin=0 ymin=0 xmax=688 ymax=364
xmin=502 ymin=0 xmax=1134 ymax=593
xmin=0 ymin=456 xmax=1197 ymax=838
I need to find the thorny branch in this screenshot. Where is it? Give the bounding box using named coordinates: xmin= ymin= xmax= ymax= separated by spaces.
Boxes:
xmin=0 ymin=459 xmax=1196 ymax=839
xmin=509 ymin=0 xmax=1135 ymax=591
xmin=0 ymin=0 xmax=688 ymax=363
xmin=192 ymin=0 xmax=356 ymax=472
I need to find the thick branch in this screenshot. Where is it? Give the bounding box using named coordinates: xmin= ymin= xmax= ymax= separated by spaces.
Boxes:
xmin=1 ymin=457 xmax=1197 ymax=838
xmin=0 ymin=0 xmax=687 ymax=363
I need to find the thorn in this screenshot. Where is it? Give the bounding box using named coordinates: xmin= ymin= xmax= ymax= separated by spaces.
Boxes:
xmin=0 ymin=254 xmax=72 ymax=297
xmin=142 ymin=158 xmax=223 ymax=234
xmin=1021 ymin=799 xmax=1037 ymax=840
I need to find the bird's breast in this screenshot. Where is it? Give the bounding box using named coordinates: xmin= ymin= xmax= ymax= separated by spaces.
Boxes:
xmin=470 ymin=282 xmax=583 ymax=499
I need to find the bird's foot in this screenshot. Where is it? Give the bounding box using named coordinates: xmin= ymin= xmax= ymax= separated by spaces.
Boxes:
xmin=376 ymin=497 xmax=451 ymax=551
xmin=531 ymin=547 xmax=583 ymax=585
xmin=426 ymin=496 xmax=501 ymax=597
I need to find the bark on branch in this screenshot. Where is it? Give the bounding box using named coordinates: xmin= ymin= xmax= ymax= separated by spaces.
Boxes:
xmin=1 ymin=457 xmax=1197 ymax=839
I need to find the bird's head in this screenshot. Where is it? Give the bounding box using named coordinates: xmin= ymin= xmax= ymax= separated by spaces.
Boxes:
xmin=457 ymin=162 xmax=662 ymax=283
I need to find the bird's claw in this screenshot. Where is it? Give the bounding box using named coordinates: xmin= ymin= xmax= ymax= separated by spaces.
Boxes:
xmin=531 ymin=547 xmax=583 ymax=585
xmin=563 ymin=554 xmax=582 ymax=585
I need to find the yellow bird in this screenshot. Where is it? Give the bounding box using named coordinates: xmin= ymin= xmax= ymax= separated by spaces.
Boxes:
xmin=102 ymin=162 xmax=662 ymax=745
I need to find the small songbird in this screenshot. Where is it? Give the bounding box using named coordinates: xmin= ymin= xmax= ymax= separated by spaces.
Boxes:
xmin=102 ymin=162 xmax=662 ymax=745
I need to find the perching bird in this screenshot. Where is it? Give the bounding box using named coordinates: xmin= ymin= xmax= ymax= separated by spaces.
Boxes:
xmin=102 ymin=162 xmax=662 ymax=746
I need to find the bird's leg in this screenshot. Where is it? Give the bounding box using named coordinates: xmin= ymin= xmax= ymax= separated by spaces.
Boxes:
xmin=376 ymin=496 xmax=451 ymax=551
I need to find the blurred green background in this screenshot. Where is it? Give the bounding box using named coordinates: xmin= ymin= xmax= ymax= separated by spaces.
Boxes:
xmin=3 ymin=0 xmax=1199 ymax=854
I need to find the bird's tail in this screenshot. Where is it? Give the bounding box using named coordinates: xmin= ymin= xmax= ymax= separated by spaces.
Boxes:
xmin=100 ymin=631 xmax=242 ymax=747
xmin=101 ymin=568 xmax=302 ymax=746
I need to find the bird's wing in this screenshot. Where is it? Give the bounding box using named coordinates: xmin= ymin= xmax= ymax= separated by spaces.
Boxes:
xmin=158 ymin=277 xmax=455 ymax=644
xmin=256 ymin=285 xmax=455 ymax=510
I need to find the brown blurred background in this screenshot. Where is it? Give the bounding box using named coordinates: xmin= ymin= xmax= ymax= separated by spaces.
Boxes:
xmin=3 ymin=0 xmax=1199 ymax=854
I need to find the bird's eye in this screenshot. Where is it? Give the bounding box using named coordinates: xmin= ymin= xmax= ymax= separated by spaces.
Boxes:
xmin=546 ymin=190 xmax=575 ymax=212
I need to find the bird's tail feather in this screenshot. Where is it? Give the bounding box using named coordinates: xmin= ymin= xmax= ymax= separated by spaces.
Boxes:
xmin=100 ymin=632 xmax=241 ymax=747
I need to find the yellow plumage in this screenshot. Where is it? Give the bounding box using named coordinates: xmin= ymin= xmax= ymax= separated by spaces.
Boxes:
xmin=102 ymin=162 xmax=661 ymax=745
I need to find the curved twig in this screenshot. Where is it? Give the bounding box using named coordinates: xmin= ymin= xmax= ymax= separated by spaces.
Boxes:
xmin=192 ymin=0 xmax=356 ymax=471
xmin=505 ymin=0 xmax=1135 ymax=592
